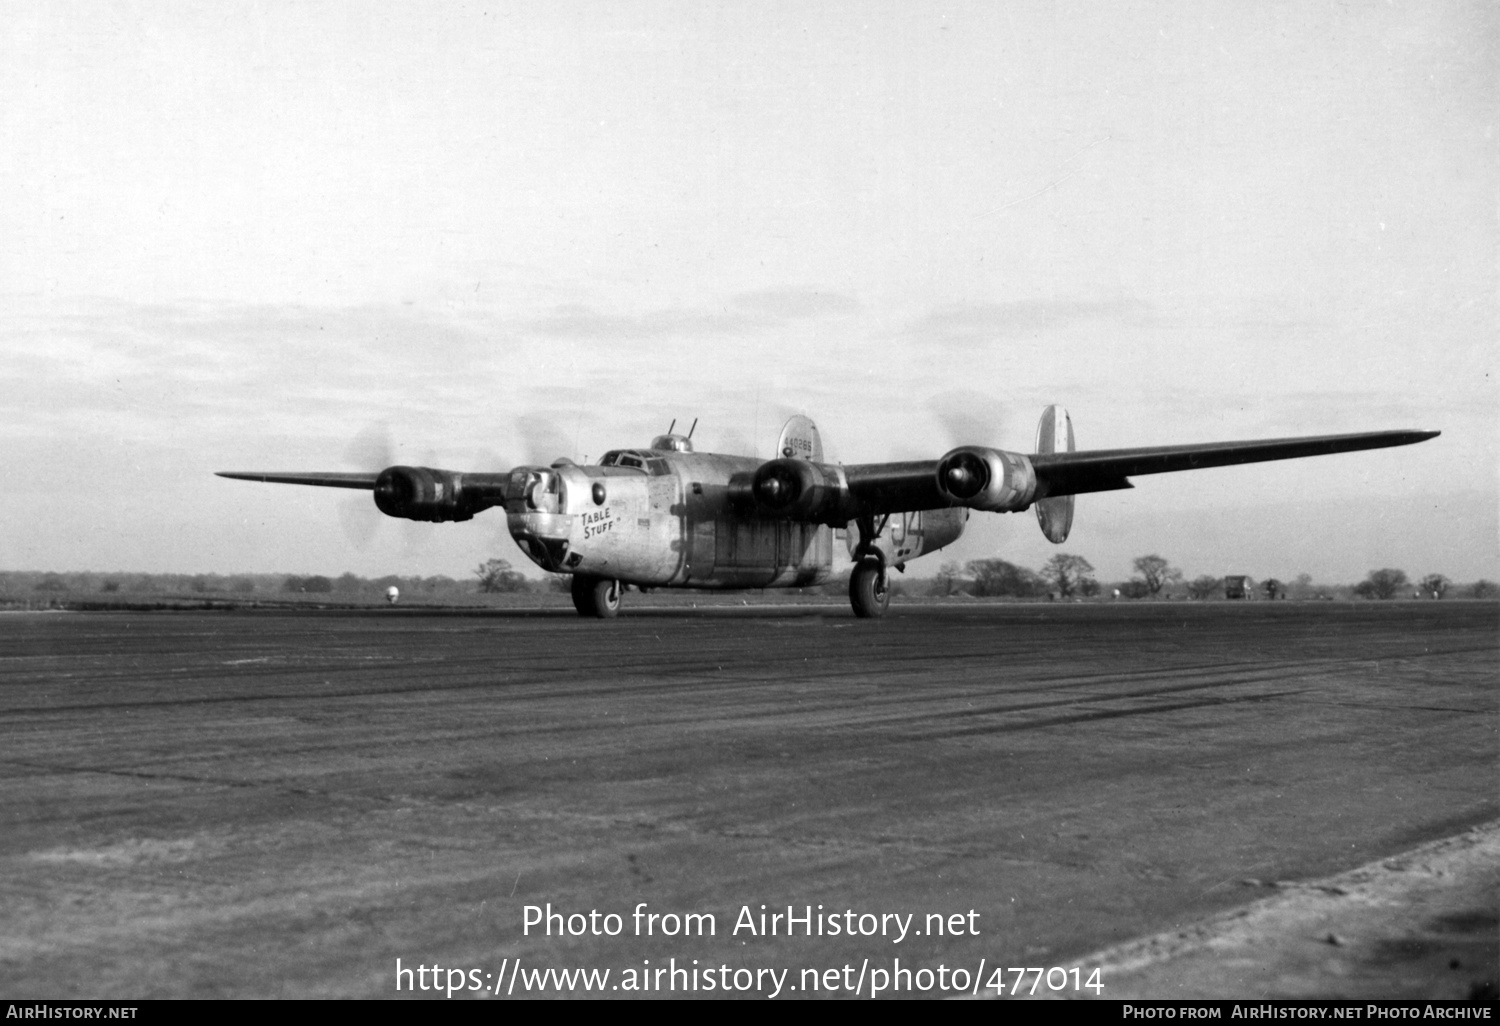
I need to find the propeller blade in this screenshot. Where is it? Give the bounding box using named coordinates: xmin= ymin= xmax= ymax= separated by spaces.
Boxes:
xmin=337 ymin=496 xmax=382 ymax=550
xmin=344 ymin=422 xmax=395 ymax=470
xmin=517 ymin=414 xmax=573 ymax=466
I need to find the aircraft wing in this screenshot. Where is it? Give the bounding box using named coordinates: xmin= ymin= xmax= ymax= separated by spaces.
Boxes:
xmin=1027 ymin=429 xmax=1440 ymax=497
xmin=830 ymin=429 xmax=1439 ymax=516
xmin=216 ymin=471 xmax=379 ymax=489
xmin=218 ymin=466 xmax=518 ymax=522
xmin=841 ymin=462 xmax=952 ymax=513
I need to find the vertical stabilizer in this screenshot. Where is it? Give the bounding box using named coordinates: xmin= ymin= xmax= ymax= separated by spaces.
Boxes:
xmin=776 ymin=415 xmax=823 ymax=462
xmin=1035 ymin=405 xmax=1075 ymax=543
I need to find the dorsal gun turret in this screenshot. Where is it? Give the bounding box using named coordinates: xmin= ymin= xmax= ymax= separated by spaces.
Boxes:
xmin=650 ymin=433 xmax=694 ymax=452
xmin=651 ymin=417 xmax=697 ymax=453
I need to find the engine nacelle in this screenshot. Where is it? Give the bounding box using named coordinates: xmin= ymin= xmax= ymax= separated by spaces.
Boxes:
xmin=751 ymin=458 xmax=851 ymax=524
xmin=374 ymin=466 xmax=508 ymax=522
xmin=846 ymin=506 xmax=968 ymax=568
xmin=934 ymin=447 xmax=1038 ymax=512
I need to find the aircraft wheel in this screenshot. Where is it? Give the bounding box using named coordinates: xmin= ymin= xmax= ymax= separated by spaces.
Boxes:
xmin=849 ymin=560 xmax=889 ymax=619
xmin=569 ymin=574 xmax=595 ymax=616
xmin=572 ymin=574 xmax=622 ymax=619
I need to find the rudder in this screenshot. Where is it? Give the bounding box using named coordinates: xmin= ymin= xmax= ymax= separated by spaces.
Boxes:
xmin=1035 ymin=405 xmax=1074 ymax=543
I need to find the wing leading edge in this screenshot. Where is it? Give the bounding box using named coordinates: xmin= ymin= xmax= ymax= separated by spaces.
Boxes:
xmin=835 ymin=429 xmax=1439 ymax=514
xmin=216 ymin=471 xmax=379 ymax=489
xmin=1029 ymin=429 xmax=1440 ymax=498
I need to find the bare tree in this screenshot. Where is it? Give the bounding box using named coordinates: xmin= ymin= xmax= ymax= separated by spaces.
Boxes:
xmin=1353 ymin=568 xmax=1408 ymax=600
xmin=1187 ymin=574 xmax=1221 ymax=600
xmin=965 ymin=559 xmax=1046 ymax=598
xmin=1131 ymin=555 xmax=1183 ymax=598
xmin=1040 ymin=554 xmax=1095 ymax=598
xmin=474 ymin=559 xmax=527 ymax=593
xmin=1418 ymin=574 xmax=1450 ymax=599
xmin=932 ymin=561 xmax=964 ymax=597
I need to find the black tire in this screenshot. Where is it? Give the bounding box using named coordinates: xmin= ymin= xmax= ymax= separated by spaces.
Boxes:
xmin=570 ymin=574 xmax=594 ymax=616
xmin=849 ymin=560 xmax=889 ymax=619
xmin=571 ymin=574 xmax=622 ymax=619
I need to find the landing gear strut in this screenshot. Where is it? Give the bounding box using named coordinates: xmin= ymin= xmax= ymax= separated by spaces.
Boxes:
xmin=848 ymin=559 xmax=889 ymax=619
xmin=571 ymin=574 xmax=622 ymax=619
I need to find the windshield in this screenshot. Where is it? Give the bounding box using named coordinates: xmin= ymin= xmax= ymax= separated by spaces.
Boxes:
xmin=599 ymin=450 xmax=646 ymax=470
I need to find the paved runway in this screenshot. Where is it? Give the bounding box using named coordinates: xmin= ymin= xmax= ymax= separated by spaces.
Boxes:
xmin=1 ymin=602 xmax=1494 ymax=998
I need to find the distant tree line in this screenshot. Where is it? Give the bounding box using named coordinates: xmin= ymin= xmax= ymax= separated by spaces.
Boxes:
xmin=901 ymin=557 xmax=1495 ymax=602
xmin=0 ymin=564 xmax=1494 ymax=605
xmin=0 ymin=570 xmax=500 ymax=599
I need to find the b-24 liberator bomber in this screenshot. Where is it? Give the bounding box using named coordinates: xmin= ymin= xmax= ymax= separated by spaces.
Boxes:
xmin=219 ymin=408 xmax=1437 ymax=619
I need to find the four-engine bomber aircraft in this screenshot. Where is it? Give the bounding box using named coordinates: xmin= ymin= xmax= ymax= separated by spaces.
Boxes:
xmin=219 ymin=408 xmax=1437 ymax=619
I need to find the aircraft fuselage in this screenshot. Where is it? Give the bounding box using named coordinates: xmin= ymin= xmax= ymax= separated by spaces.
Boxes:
xmin=506 ymin=449 xmax=837 ymax=589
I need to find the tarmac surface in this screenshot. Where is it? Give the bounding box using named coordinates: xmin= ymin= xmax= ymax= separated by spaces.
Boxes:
xmin=1 ymin=601 xmax=1494 ymax=999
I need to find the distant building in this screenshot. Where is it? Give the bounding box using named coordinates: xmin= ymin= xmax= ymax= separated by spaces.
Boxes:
xmin=1224 ymin=575 xmax=1253 ymax=600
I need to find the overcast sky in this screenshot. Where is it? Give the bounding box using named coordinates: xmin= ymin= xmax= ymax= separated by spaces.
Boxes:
xmin=3 ymin=1 xmax=1494 ymax=584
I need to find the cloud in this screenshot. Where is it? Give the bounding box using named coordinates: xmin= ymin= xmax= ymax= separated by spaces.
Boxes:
xmin=523 ymin=288 xmax=862 ymax=345
xmin=902 ymin=298 xmax=1152 ymax=345
xmin=0 ymin=295 xmax=532 ymax=453
xmin=729 ymin=288 xmax=862 ymax=320
xmin=528 ymin=304 xmax=764 ymax=341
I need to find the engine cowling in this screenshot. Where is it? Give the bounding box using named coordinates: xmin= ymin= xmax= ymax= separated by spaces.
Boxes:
xmin=934 ymin=447 xmax=1038 ymax=512
xmin=751 ymin=458 xmax=851 ymax=524
xmin=373 ymin=466 xmax=508 ymax=522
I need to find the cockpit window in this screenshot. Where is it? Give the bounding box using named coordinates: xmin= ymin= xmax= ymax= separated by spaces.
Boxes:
xmin=598 ymin=450 xmax=647 ymax=471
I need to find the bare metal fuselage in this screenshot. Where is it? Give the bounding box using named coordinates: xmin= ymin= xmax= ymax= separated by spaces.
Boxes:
xmin=505 ymin=449 xmax=964 ymax=589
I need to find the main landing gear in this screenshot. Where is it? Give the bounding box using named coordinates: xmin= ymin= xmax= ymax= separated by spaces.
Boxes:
xmin=847 ymin=514 xmax=892 ymax=619
xmin=848 ymin=559 xmax=890 ymax=619
xmin=571 ymin=574 xmax=622 ymax=619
